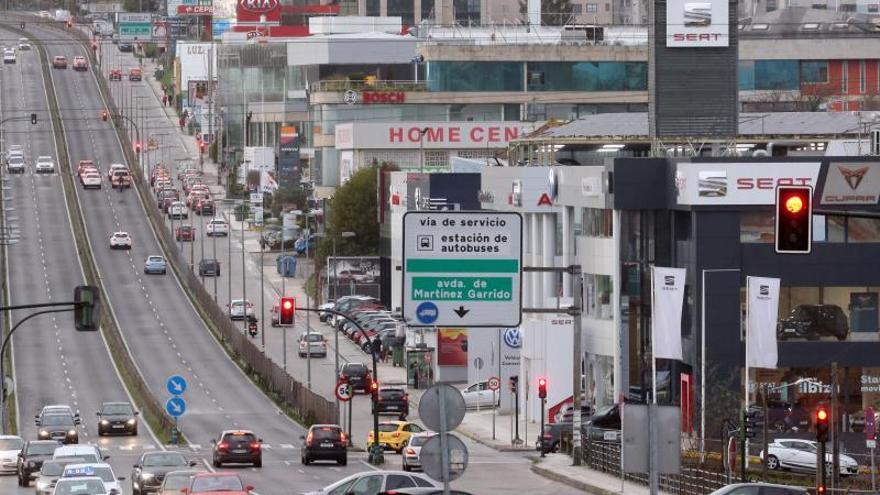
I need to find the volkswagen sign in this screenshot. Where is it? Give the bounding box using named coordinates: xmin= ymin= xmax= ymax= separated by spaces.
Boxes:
xmin=503 ymin=328 xmax=522 ymax=348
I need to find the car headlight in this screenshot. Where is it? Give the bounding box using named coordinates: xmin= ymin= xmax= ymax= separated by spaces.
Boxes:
xmin=28 ymin=461 xmax=36 ymax=467
xmin=100 ymin=420 xmax=110 ymax=425
xmin=68 ymin=430 xmax=77 ymax=436
xmin=141 ymin=472 xmax=154 ymax=480
xmin=36 ymin=481 xmax=48 ymax=490
xmin=38 ymin=430 xmax=49 ymax=438
xmin=127 ymin=419 xmax=136 ymax=425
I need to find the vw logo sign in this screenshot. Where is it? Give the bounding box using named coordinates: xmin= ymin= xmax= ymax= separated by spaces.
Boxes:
xmin=343 ymin=90 xmax=359 ymax=105
xmin=503 ymin=328 xmax=522 ymax=348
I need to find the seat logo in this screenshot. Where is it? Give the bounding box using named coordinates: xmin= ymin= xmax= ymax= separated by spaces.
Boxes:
xmin=839 ymin=166 xmax=869 ymax=191
xmin=684 ymin=2 xmax=712 ymax=26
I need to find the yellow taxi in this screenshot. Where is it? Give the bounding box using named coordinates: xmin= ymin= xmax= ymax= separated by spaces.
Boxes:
xmin=366 ymin=421 xmax=425 ymax=453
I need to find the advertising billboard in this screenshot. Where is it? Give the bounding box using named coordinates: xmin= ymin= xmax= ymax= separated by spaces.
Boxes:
xmin=666 ymin=0 xmax=729 ymax=47
xmin=675 ymin=162 xmax=821 ymax=205
xmin=438 ymin=329 xmax=468 ymax=367
xmin=334 ymin=122 xmax=535 ymax=150
xmin=821 ymin=162 xmax=880 ymax=205
xmin=326 ymin=257 xmax=381 ymax=300
xmin=278 ymin=126 xmax=301 ymax=189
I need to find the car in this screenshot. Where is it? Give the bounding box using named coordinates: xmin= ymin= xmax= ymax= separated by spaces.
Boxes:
xmin=61 ymin=463 xmax=122 ymax=494
xmin=195 ymin=199 xmax=215 ymax=216
xmin=108 ymin=68 xmax=122 ymax=81
xmin=705 ymin=483 xmax=808 ymax=495
xmin=461 ymin=381 xmax=498 ymax=409
xmin=0 ymin=435 xmax=23 ymax=474
xmin=131 ymin=451 xmax=194 ymax=495
xmin=157 ymin=469 xmax=203 ymax=495
xmin=18 ymin=38 xmax=30 ymax=50
xmin=110 ymin=168 xmax=132 ymax=188
xmin=777 ymin=304 xmax=849 ymax=341
xmin=206 ymin=219 xmax=229 ymax=236
xmin=16 ymin=440 xmax=60 ymax=487
xmin=118 ymin=43 xmax=133 ymax=52
xmin=300 ymin=424 xmax=346 ymax=466
xmin=182 ymin=472 xmax=253 ymax=495
xmin=96 ymin=402 xmax=138 ymax=436
xmin=53 ymin=444 xmax=107 ymax=464
xmin=52 ymin=55 xmax=68 ymax=69
xmin=401 ymin=432 xmax=436 ymax=472
xmin=210 ymin=430 xmax=262 ymax=468
xmin=3 ymin=49 xmax=15 ymax=64
xmin=7 ymin=155 xmax=25 ymax=173
xmin=129 ymin=67 xmax=142 ymax=81
xmin=318 ymin=300 xmax=336 ymax=322
xmin=34 ymin=156 xmax=55 ymax=173
xmin=144 ymin=256 xmax=168 ymax=275
xmin=227 ymin=299 xmax=254 ymax=320
xmin=340 ymin=362 xmax=373 ymax=393
xmin=72 ymin=56 xmax=88 ymax=71
xmin=367 ymin=421 xmax=425 ymax=453
xmin=34 ymin=459 xmax=69 ymax=495
xmin=107 ymin=163 xmax=127 ymax=181
xmin=168 ymin=201 xmax=188 ymax=220
xmin=297 ymin=332 xmax=327 ymax=358
xmin=76 ymin=160 xmax=95 ymax=175
xmin=373 ymin=388 xmax=409 ymax=420
xmin=302 ymin=471 xmax=439 ymax=495
xmin=747 ymin=400 xmax=810 ymax=432
xmin=175 ymin=225 xmax=195 ymax=242
xmin=762 ymin=438 xmax=859 ymax=476
xmin=53 ymin=475 xmax=112 ymax=495
xmin=110 ymin=232 xmax=132 ymax=250
xmin=35 ymin=413 xmax=79 ymax=444
xmin=39 ymin=10 xmax=50 ymax=17
xmin=81 ymin=172 xmax=102 ymax=188
xmin=378 ymin=490 xmax=473 ymax=495
xmin=198 ymin=259 xmax=220 ymax=277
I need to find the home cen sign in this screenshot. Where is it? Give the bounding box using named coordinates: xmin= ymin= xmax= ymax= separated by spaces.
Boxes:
xmin=335 ymin=122 xmax=533 ymax=150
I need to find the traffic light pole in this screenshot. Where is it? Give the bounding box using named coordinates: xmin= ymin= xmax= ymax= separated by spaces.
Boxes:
xmin=740 ymin=410 xmax=747 ymax=482
xmin=540 ymin=396 xmax=546 ymax=458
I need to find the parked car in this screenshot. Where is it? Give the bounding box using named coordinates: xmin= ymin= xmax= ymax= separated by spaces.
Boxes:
xmin=706 ymin=483 xmax=808 ymax=495
xmin=461 ymin=381 xmax=498 ymax=409
xmin=373 ymin=388 xmax=409 ymax=420
xmin=300 ymin=424 xmax=347 ymax=466
xmin=777 ymin=304 xmax=848 ymax=341
xmin=761 ymin=438 xmax=859 ymax=476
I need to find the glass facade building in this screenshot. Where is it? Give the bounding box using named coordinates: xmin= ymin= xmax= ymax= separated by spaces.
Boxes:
xmin=426 ymin=61 xmax=648 ymax=92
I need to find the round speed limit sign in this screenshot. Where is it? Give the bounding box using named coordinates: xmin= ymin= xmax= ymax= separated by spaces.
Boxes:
xmin=487 ymin=376 xmax=501 ymax=391
xmin=335 ymin=381 xmax=352 ymax=402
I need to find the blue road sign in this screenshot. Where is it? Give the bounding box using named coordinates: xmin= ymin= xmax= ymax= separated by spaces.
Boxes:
xmin=415 ymin=302 xmax=439 ymax=324
xmin=166 ymin=397 xmax=186 ymax=418
xmin=166 ymin=375 xmax=187 ymax=395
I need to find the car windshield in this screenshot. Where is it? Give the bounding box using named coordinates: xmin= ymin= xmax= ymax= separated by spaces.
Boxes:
xmin=102 ymin=403 xmax=132 ymax=415
xmin=29 ymin=442 xmax=58 ymax=455
xmin=0 ymin=437 xmax=23 ymax=450
xmin=378 ymin=423 xmax=399 ymax=433
xmin=147 ymin=257 xmax=164 ymax=263
xmin=41 ymin=461 xmax=68 ymax=476
xmin=409 ymin=435 xmax=433 ymax=447
xmin=224 ymin=433 xmax=255 ymax=443
xmin=54 ymin=479 xmax=106 ymax=495
xmin=143 ymin=452 xmax=186 ymax=467
xmin=380 ymin=389 xmax=405 ymax=400
xmin=41 ymin=415 xmax=73 ymax=426
xmin=163 ymin=472 xmax=196 ymax=490
xmin=345 ymin=364 xmax=368 ymax=375
xmin=64 ymin=466 xmax=113 ymax=482
xmin=313 ymin=427 xmax=341 ymax=440
xmin=190 ymin=475 xmax=243 ymax=492
xmin=302 ymin=334 xmax=324 ymax=342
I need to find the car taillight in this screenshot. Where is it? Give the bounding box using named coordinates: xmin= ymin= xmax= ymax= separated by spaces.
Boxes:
xmin=306 ymin=432 xmax=313 ymax=447
xmin=403 ymin=394 xmax=409 ymax=402
xmin=250 ymin=442 xmax=261 ymax=451
xmin=218 ymin=442 xmax=229 ymax=451
xmin=405 ymin=448 xmax=415 ymax=455
xmin=340 ymin=432 xmax=347 ymax=446
xmin=392 ymin=432 xmax=401 ymax=437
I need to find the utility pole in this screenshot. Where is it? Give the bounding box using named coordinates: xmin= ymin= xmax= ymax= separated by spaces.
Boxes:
xmin=832 ymin=362 xmax=840 ymax=488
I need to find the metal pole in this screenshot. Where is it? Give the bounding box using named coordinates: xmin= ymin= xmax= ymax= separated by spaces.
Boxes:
xmin=227 ymin=207 xmax=232 ymax=315
xmin=762 ymin=385 xmax=768 ymax=479
xmin=306 ymin=217 xmax=312 ymax=389
xmin=439 ymin=389 xmax=451 ymax=495
xmin=212 ymin=221 xmax=217 ymax=302
xmin=832 ymin=362 xmax=840 ymax=487
xmin=572 ymin=266 xmax=584 ymax=465
xmin=333 ymin=237 xmax=340 ymax=422
xmin=260 ymin=220 xmax=265 ymax=352
xmin=649 ymin=402 xmax=659 ymax=495
xmin=872 ymin=445 xmax=876 ymax=491
xmin=241 ymin=210 xmax=247 ymax=335
xmin=540 ymin=397 xmax=545 ymax=458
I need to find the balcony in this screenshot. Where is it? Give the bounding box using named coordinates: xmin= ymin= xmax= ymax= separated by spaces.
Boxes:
xmin=310 ymin=79 xmax=428 ymax=93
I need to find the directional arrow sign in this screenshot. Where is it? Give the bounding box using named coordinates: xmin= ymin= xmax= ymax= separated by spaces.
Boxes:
xmin=166 ymin=375 xmax=187 ymax=396
xmin=165 ymin=397 xmax=186 ymax=418
xmin=403 ymin=211 xmax=522 ymax=327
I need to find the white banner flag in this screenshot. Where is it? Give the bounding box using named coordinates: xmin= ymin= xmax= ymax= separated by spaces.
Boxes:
xmin=652 ymin=266 xmax=686 ymax=361
xmin=747 ymin=276 xmax=780 ymax=369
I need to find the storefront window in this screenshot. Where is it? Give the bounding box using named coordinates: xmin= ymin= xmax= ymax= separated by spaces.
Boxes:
xmin=426 ymin=62 xmax=524 ymax=92
xmin=739 ymin=60 xmax=800 ymax=90
xmin=765 ymin=286 xmax=880 ymax=342
xmin=527 ymin=62 xmax=648 ymax=92
xmin=585 ymin=274 xmax=613 ymax=320
xmin=583 ymin=208 xmax=613 ymax=238
xmin=388 ymin=0 xmax=415 ymax=26
xmin=742 ymin=213 xmax=851 ymax=243
xmin=847 ymin=217 xmax=880 ymax=243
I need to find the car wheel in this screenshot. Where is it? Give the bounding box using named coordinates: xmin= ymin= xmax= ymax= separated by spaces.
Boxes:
xmin=338 ymin=456 xmax=347 ymax=466
xmin=132 ymin=425 xmax=138 ymax=436
xmin=301 ymin=454 xmax=309 ymax=465
xmin=254 ymin=458 xmax=262 ymax=468
xmin=212 ymin=458 xmax=220 ymax=468
xmin=402 ymin=461 xmax=410 ymax=471
xmin=162 ymin=270 xmax=166 ymax=275
xmin=765 ymin=455 xmax=780 ymax=470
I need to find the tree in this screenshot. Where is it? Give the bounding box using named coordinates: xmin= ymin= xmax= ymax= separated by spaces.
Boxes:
xmin=315 ymin=165 xmax=382 ymax=265
xmin=518 ymin=0 xmax=574 ymax=26
xmin=123 ymin=0 xmax=158 ymax=11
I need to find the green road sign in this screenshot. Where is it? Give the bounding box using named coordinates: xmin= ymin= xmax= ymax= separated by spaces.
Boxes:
xmin=119 ymin=22 xmax=152 ymax=41
xmin=403 ymin=211 xmax=522 ymax=327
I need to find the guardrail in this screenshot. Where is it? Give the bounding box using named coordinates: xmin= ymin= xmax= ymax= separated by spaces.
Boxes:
xmin=310 ymin=79 xmax=428 ymax=93
xmin=60 ymin=24 xmax=337 ymax=426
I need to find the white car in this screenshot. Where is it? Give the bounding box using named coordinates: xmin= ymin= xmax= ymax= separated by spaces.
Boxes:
xmin=762 ymin=438 xmax=859 ymax=476
xmin=461 ymin=380 xmax=499 ymax=408
xmin=61 ymin=463 xmax=121 ymax=494
xmin=401 ymin=431 xmax=436 ymax=472
xmin=109 ymin=232 xmax=132 ymax=250
xmin=81 ymin=172 xmax=102 ymax=189
xmin=206 ymin=218 xmax=229 ymax=236
xmin=3 ymin=49 xmax=15 ymax=64
xmin=35 ymin=156 xmax=55 ymax=173
xmin=53 ymin=444 xmax=107 ymax=464
xmin=19 ymin=38 xmax=30 ymax=50
xmin=106 ymin=163 xmax=126 ymax=181
xmin=302 ymin=470 xmax=439 ymax=495
xmin=228 ymin=299 xmax=254 ymax=320
xmin=168 ymin=201 xmax=188 ymax=220
xmin=6 ymin=155 xmax=25 ymax=174
xmin=0 ymin=435 xmax=23 ymax=473
xmin=52 ymin=476 xmax=111 ymax=495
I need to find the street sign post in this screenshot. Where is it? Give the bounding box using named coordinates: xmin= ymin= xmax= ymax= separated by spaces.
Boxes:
xmin=335 ymin=381 xmax=351 ymax=402
xmin=165 ymin=397 xmax=186 ymax=417
xmin=402 ymin=211 xmax=522 ymax=327
xmin=868 ymin=407 xmax=877 ymax=490
xmin=166 ymin=375 xmax=187 ymax=396
xmin=487 ymin=376 xmax=500 ymax=391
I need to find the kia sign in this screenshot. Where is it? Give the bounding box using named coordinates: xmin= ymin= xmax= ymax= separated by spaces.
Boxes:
xmin=239 ymin=0 xmax=278 ymax=12
xmin=178 ymin=5 xmax=214 ymax=15
xmin=666 ymin=0 xmax=728 ymax=47
xmin=237 ymin=0 xmax=280 ymax=23
xmin=675 ymin=162 xmax=821 ymax=205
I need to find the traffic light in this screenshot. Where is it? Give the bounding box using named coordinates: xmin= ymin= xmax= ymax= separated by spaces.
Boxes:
xmin=101 ymin=110 xmax=108 ymax=122
xmin=775 ymin=186 xmax=812 ymax=254
xmin=509 ymin=376 xmax=519 ymax=394
xmin=279 ymin=297 xmax=295 ymax=326
xmin=134 ymin=142 xmax=142 ymax=153
xmin=538 ymin=377 xmax=547 ymax=399
xmin=30 ymin=113 xmax=36 ymax=125
xmin=742 ymin=409 xmax=760 ymax=439
xmin=73 ymin=285 xmax=100 ymax=331
xmin=817 ymin=484 xmax=826 ymax=495
xmin=816 ymin=405 xmax=829 ymax=442
xmin=370 ymin=381 xmax=379 ymax=401
xmin=199 ymin=141 xmax=207 ymax=154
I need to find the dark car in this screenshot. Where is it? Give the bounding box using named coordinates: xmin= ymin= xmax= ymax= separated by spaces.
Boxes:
xmin=198 ymin=258 xmax=220 ymax=277
xmin=340 ymin=362 xmax=372 ymax=393
xmin=118 ymin=43 xmax=133 ymax=52
xmin=131 ymin=451 xmax=194 ymax=495
xmin=35 ymin=413 xmax=78 ymax=444
xmin=373 ymin=387 xmax=409 ymax=420
xmin=211 ymin=430 xmax=262 ymax=468
xmin=175 ymin=225 xmax=195 ymax=242
xmin=583 ymin=403 xmax=622 ymax=441
xmin=300 ymin=424 xmax=347 ymax=466
xmin=747 ymin=400 xmax=810 ymax=432
xmin=96 ymin=401 xmax=138 ymax=436
xmin=16 ymin=440 xmax=60 ymax=487
xmin=777 ymin=304 xmax=849 ymax=341
xmin=196 ymin=200 xmax=214 ymax=216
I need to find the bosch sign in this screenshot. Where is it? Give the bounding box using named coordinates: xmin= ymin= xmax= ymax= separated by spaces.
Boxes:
xmin=238 ymin=0 xmax=279 ymax=13
xmin=361 ymin=91 xmax=406 ymax=104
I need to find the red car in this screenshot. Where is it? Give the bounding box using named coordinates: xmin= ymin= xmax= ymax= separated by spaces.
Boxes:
xmin=72 ymin=56 xmax=88 ymax=71
xmin=52 ymin=55 xmax=67 ymax=69
xmin=128 ymin=67 xmax=142 ymax=81
xmin=109 ymin=68 xmax=122 ymax=81
xmin=182 ymin=472 xmax=253 ymax=495
xmin=175 ymin=225 xmax=195 ymax=242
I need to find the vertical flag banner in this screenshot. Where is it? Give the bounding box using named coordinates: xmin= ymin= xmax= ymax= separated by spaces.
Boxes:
xmin=652 ymin=266 xmax=687 ymax=361
xmin=747 ymin=277 xmax=780 ymax=369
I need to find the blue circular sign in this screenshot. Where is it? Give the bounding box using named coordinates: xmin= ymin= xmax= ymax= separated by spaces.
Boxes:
xmin=165 ymin=397 xmax=186 ymax=418
xmin=166 ymin=375 xmax=187 ymax=396
xmin=415 ymin=302 xmax=439 ymax=324
xmin=503 ymin=328 xmax=522 ymax=348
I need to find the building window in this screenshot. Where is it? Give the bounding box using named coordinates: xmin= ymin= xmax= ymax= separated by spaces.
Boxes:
xmin=366 ymin=0 xmax=380 ymax=16
xmin=585 ymin=274 xmax=613 ymax=320
xmin=388 ymin=0 xmax=415 ymax=26
xmin=525 ymin=62 xmax=648 ymax=92
xmin=426 ymin=62 xmax=524 ymax=91
xmin=453 ymin=0 xmax=481 ymax=24
xmin=586 ymin=3 xmax=598 ymax=12
xmin=583 ymin=208 xmax=613 ymax=238
xmin=861 ymin=60 xmax=867 ymax=94
xmin=572 ymin=4 xmax=583 ymax=14
xmin=421 ymin=0 xmax=436 ymax=20
xmin=800 ymin=61 xmax=828 ymax=84
xmin=842 ymin=61 xmax=849 ymax=93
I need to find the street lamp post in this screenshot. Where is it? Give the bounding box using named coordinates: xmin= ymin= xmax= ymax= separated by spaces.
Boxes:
xmin=418 ymin=127 xmax=429 ymax=173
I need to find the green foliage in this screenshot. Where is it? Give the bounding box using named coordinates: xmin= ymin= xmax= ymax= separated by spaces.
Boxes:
xmin=269 ymin=187 xmax=309 ymax=218
xmin=123 ymin=0 xmax=158 ymax=12
xmin=518 ymin=0 xmax=575 ymax=25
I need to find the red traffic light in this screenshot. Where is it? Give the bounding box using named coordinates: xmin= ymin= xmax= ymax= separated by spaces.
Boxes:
xmin=817 ymin=408 xmax=828 ymax=421
xmin=101 ymin=110 xmax=108 ymax=122
xmin=134 ymin=142 xmax=142 ymax=153
xmin=775 ymin=186 xmax=812 ymax=254
xmin=279 ymin=296 xmax=295 ymax=326
xmin=816 ymin=405 xmax=829 ymax=442
xmin=817 ymin=485 xmax=826 ymax=495
xmin=538 ymin=377 xmax=547 ymax=399
xmin=784 ymin=195 xmax=804 ymax=214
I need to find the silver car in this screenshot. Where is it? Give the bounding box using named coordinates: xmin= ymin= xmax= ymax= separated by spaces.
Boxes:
xmin=401 ymin=432 xmax=436 ymax=472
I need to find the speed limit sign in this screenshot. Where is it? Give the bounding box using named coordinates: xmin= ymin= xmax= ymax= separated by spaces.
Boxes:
xmin=335 ymin=381 xmax=352 ymax=402
xmin=487 ymin=376 xmax=501 ymax=391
